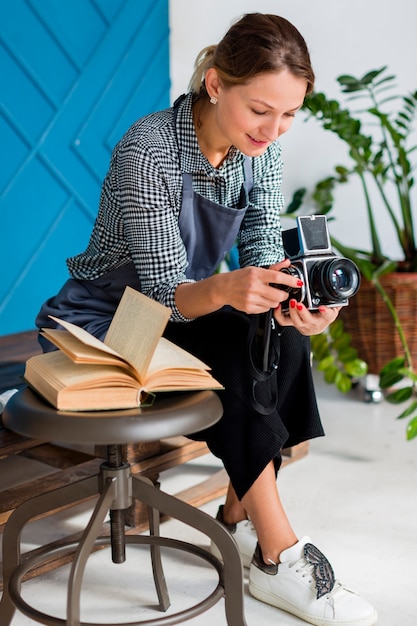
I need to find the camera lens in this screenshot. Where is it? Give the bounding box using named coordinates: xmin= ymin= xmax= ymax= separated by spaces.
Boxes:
xmin=310 ymin=258 xmax=360 ymax=302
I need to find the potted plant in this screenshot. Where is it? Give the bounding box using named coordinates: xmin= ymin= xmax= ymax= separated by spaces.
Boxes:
xmin=296 ymin=67 xmax=417 ymax=439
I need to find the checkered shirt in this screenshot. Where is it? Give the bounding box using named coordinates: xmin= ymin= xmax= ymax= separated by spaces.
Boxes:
xmin=67 ymin=93 xmax=285 ymax=321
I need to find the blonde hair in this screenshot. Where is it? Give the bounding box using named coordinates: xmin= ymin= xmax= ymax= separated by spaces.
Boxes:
xmin=189 ymin=13 xmax=314 ymax=98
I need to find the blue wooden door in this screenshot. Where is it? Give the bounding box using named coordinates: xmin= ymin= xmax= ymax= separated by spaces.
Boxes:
xmin=1 ymin=0 xmax=170 ymax=334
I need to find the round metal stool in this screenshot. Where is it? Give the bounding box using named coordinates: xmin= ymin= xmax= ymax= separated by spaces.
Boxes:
xmin=0 ymin=387 xmax=247 ymax=626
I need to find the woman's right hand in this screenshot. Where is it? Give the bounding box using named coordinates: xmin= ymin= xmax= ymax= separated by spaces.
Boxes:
xmin=175 ymin=259 xmax=301 ymax=319
xmin=217 ymin=260 xmax=298 ymax=314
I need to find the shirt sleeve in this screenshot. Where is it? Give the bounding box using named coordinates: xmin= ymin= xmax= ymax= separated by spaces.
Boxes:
xmin=115 ymin=138 xmax=194 ymax=322
xmin=237 ymin=143 xmax=285 ymax=268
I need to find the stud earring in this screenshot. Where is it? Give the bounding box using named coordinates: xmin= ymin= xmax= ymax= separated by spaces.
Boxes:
xmin=210 ymin=96 xmax=218 ymax=105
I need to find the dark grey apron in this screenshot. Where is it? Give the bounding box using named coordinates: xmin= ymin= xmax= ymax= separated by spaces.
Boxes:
xmin=179 ymin=164 xmax=252 ymax=280
xmin=175 ymin=93 xmax=252 ymax=280
xmin=36 ymin=99 xmax=253 ymax=344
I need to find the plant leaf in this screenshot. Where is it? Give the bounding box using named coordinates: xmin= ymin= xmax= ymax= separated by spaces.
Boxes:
xmin=324 ymin=365 xmax=339 ymax=383
xmin=344 ymin=359 xmax=368 ymax=378
xmin=360 ymin=68 xmax=386 ymax=84
xmin=329 ymin=319 xmax=345 ymax=339
xmin=385 ymin=386 xmax=414 ymax=404
xmin=380 ymin=356 xmax=406 ymax=376
xmin=379 ymin=370 xmax=405 ymax=389
xmin=318 ymin=355 xmax=335 ymax=371
xmin=397 ymin=400 xmax=417 ymax=419
xmin=335 ymin=373 xmax=352 ymax=393
xmin=406 ymin=416 xmax=417 ymax=440
xmin=338 ymin=346 xmax=359 ymax=363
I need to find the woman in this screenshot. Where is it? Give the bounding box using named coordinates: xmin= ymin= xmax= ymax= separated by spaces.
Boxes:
xmin=36 ymin=13 xmax=377 ymax=626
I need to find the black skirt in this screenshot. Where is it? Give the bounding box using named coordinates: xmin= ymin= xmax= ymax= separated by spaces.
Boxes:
xmin=164 ymin=308 xmax=324 ymax=501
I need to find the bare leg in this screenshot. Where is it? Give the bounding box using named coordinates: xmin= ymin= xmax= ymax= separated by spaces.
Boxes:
xmin=223 ymin=461 xmax=297 ymax=565
xmin=221 ymin=482 xmax=248 ymax=524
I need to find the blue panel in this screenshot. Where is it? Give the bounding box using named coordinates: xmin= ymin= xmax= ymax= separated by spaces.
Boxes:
xmin=0 ymin=42 xmax=54 ymax=144
xmin=107 ymin=42 xmax=171 ymax=149
xmin=92 ymin=0 xmax=125 ymax=23
xmin=40 ymin=146 xmax=103 ymax=220
xmin=1 ymin=0 xmax=78 ymax=104
xmin=0 ymin=0 xmax=170 ymax=334
xmin=0 ymin=204 xmax=92 ymax=334
xmin=0 ymin=113 xmax=29 ymax=194
xmin=28 ymin=0 xmax=107 ymax=68
xmin=39 ymin=0 xmax=170 ymax=207
xmin=77 ymin=0 xmax=170 ymax=176
xmin=1 ymin=156 xmax=71 ymax=298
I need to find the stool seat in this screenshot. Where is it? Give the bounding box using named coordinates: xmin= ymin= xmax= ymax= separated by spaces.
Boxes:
xmin=0 ymin=387 xmax=247 ymax=626
xmin=3 ymin=387 xmax=222 ymax=444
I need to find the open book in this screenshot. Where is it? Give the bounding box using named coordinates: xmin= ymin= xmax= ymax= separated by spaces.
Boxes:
xmin=24 ymin=287 xmax=223 ymax=411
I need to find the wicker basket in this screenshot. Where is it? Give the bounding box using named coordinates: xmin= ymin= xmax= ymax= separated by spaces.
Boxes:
xmin=340 ymin=272 xmax=417 ymax=375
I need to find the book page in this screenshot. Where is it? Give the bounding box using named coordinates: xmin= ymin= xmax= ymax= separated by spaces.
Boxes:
xmin=40 ymin=329 xmax=141 ymax=381
xmin=104 ymin=287 xmax=171 ymax=378
xmin=48 ymin=317 xmax=121 ymax=358
xmin=147 ymin=337 xmax=210 ymax=377
xmin=25 ymin=351 xmax=138 ymax=390
xmin=144 ymin=337 xmax=223 ymax=391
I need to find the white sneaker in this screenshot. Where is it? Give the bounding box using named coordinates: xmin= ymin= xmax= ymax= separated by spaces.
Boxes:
xmin=249 ymin=537 xmax=377 ymax=626
xmin=211 ymin=505 xmax=257 ymax=568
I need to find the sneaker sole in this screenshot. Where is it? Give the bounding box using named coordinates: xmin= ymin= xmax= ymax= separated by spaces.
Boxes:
xmin=248 ymin=580 xmax=377 ymax=626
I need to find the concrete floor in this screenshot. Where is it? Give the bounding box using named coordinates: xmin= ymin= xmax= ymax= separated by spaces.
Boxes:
xmin=1 ymin=372 xmax=416 ymax=625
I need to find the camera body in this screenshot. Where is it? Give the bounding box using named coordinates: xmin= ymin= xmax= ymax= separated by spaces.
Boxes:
xmin=277 ymin=215 xmax=361 ymax=311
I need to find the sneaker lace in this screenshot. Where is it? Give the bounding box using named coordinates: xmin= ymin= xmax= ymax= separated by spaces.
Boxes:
xmin=291 ymin=556 xmax=315 ymax=586
xmin=327 ymin=579 xmax=358 ymax=599
xmin=291 ymin=557 xmax=349 ymax=600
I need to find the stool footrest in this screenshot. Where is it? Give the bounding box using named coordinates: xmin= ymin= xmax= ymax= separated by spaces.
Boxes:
xmin=8 ymin=536 xmax=226 ymax=626
xmin=0 ymin=456 xmax=248 ymax=626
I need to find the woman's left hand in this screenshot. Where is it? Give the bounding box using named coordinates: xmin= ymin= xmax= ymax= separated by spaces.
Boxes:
xmin=274 ymin=299 xmax=341 ymax=335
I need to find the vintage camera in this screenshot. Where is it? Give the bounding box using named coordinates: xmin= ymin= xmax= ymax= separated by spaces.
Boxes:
xmin=276 ymin=215 xmax=361 ymax=310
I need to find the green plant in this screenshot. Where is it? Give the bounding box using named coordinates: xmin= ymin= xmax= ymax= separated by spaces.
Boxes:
xmin=374 ymin=276 xmax=417 ymax=440
xmin=299 ymin=67 xmax=417 ymax=439
xmin=303 ymin=66 xmax=417 ymax=278
xmin=310 ymin=319 xmax=367 ymax=393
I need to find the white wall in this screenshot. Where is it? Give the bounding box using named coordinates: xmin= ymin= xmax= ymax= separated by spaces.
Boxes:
xmin=169 ymin=0 xmax=417 ymax=260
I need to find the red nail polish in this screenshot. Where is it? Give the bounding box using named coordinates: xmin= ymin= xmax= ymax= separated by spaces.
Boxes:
xmin=290 ymin=299 xmax=296 ymax=309
xmin=296 ymin=280 xmax=304 ymax=287
xmin=297 ymin=304 xmax=303 ymax=311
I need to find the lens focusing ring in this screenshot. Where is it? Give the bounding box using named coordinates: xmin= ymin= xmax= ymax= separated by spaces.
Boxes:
xmin=310 ymin=258 xmax=360 ymax=302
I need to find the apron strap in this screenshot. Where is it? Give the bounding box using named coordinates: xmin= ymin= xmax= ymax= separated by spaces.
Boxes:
xmin=243 ymin=155 xmax=253 ymax=195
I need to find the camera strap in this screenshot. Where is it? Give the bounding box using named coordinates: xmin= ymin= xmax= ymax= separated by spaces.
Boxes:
xmin=250 ymin=309 xmax=280 ymax=370
xmin=247 ymin=309 xmax=282 ymax=415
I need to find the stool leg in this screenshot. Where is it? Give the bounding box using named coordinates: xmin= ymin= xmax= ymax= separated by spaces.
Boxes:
xmin=140 ymin=476 xmax=170 ymax=612
xmin=67 ymin=477 xmax=117 ymax=626
xmin=109 ymin=509 xmax=126 ymax=564
xmin=131 ymin=474 xmax=247 ymax=626
xmin=106 ymin=444 xmax=127 ymax=564
xmin=0 ymin=475 xmax=99 ymax=626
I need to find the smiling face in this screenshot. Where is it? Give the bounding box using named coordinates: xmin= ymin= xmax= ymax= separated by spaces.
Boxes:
xmin=202 ymin=68 xmax=307 ymax=162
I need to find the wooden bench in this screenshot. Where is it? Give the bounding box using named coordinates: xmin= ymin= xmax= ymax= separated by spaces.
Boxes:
xmin=0 ymin=330 xmax=309 ymax=588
